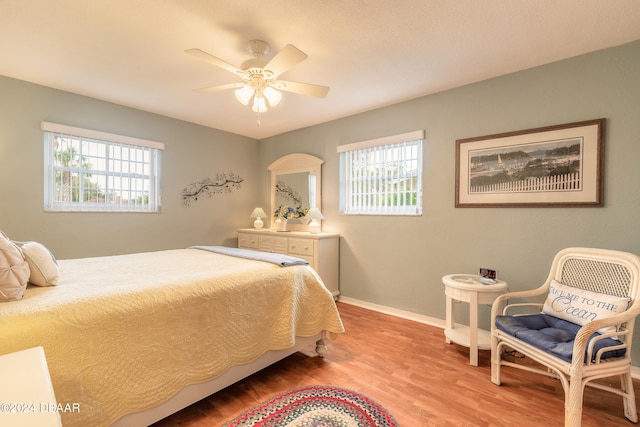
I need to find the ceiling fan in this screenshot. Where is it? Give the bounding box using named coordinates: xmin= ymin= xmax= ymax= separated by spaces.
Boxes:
xmin=185 ymin=40 xmax=330 ymax=113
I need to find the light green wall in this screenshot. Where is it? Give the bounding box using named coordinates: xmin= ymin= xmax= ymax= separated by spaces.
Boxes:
xmin=2 ymin=40 xmax=639 ymax=363
xmin=0 ymin=76 xmax=258 ymax=259
xmin=259 ymin=40 xmax=640 ymax=362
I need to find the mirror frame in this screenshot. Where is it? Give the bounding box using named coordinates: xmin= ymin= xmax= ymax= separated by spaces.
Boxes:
xmin=268 ymin=153 xmax=323 ymax=231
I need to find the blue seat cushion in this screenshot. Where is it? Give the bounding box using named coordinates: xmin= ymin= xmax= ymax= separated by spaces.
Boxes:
xmin=495 ymin=313 xmax=625 ymax=362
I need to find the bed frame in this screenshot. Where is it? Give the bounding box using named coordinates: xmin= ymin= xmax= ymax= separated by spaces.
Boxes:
xmin=112 ymin=334 xmax=327 ymax=426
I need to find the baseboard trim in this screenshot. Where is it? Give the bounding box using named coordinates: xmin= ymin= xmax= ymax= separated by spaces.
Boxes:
xmin=338 ymin=296 xmax=445 ymax=328
xmin=338 ymin=296 xmax=640 ymax=380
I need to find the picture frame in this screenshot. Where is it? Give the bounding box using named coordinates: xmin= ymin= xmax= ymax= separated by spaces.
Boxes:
xmin=455 ymin=118 xmax=605 ymax=207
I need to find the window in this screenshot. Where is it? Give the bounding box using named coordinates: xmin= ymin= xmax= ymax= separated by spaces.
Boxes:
xmin=42 ymin=122 xmax=163 ymax=212
xmin=338 ymin=130 xmax=424 ymax=215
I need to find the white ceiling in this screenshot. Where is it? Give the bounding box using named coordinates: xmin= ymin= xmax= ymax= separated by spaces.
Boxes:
xmin=2 ymin=0 xmax=640 ymax=140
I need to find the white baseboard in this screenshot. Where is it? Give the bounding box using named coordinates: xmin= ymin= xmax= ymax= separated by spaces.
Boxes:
xmin=338 ymin=296 xmax=445 ymax=328
xmin=338 ymin=296 xmax=640 ymax=380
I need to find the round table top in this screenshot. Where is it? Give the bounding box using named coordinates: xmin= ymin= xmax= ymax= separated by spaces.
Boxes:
xmin=442 ymin=274 xmax=508 ymax=292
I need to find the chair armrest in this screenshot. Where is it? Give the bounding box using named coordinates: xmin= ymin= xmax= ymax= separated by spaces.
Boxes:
xmin=491 ymin=286 xmax=547 ymax=323
xmin=587 ymin=328 xmax=629 ymax=364
xmin=571 ymin=303 xmax=640 ymax=367
xmin=502 ymin=302 xmax=543 ymax=316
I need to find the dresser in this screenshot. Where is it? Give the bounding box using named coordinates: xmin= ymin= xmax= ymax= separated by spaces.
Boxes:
xmin=237 ymin=229 xmax=340 ymax=299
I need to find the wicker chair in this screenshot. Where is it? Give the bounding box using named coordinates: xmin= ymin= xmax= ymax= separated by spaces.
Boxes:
xmin=491 ymin=247 xmax=640 ymax=426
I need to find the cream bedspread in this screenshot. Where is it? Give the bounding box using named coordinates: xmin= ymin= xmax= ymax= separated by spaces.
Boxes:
xmin=0 ymin=248 xmax=344 ymax=427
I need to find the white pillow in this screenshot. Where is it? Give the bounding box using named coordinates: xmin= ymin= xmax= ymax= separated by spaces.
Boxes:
xmin=19 ymin=241 xmax=60 ymax=287
xmin=0 ymin=232 xmax=30 ymax=301
xmin=542 ymin=279 xmax=630 ymax=335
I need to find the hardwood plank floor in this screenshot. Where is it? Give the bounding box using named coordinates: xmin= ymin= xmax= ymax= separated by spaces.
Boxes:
xmin=152 ymin=302 xmax=639 ymax=426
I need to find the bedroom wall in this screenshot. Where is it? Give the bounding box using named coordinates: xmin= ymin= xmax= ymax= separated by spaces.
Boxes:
xmin=257 ymin=40 xmax=640 ymax=363
xmin=0 ymin=76 xmax=258 ymax=259
xmin=2 ymin=40 xmax=639 ymax=364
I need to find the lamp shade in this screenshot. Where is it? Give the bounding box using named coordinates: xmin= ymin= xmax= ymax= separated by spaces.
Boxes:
xmin=250 ymin=207 xmax=267 ymax=229
xmin=235 ymin=86 xmax=255 ymax=105
xmin=252 ymin=95 xmax=267 ymax=113
xmin=250 ymin=207 xmax=267 ymax=218
xmin=304 ymin=208 xmax=324 ymax=234
xmin=263 ymin=86 xmax=282 ymax=107
xmin=304 ymin=207 xmax=324 ymax=220
xmin=235 ymin=85 xmax=281 ymax=111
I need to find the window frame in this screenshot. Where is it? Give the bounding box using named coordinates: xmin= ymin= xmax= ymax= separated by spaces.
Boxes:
xmin=42 ymin=122 xmax=163 ymax=213
xmin=337 ymin=130 xmax=424 ymax=216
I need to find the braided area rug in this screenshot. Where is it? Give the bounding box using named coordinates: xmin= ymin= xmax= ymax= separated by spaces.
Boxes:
xmin=222 ymin=385 xmax=398 ymax=427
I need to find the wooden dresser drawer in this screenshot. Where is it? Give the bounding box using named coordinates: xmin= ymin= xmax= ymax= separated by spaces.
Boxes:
xmin=238 ymin=233 xmax=259 ymax=249
xmin=259 ymin=236 xmax=288 ymax=254
xmin=288 ymin=238 xmax=314 ymax=257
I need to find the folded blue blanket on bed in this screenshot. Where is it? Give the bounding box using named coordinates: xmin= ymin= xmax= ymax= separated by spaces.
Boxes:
xmin=189 ymin=245 xmax=309 ymax=267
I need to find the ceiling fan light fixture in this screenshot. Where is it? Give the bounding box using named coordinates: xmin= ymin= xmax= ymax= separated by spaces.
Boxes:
xmin=234 ymin=85 xmax=255 ymax=105
xmin=263 ymin=86 xmax=282 ymax=107
xmin=252 ymin=95 xmax=268 ymax=113
xmin=187 ymin=40 xmax=330 ymax=118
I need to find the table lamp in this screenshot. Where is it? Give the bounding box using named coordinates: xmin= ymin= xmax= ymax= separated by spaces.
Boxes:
xmin=250 ymin=207 xmax=267 ymax=229
xmin=304 ymin=207 xmax=324 ymax=234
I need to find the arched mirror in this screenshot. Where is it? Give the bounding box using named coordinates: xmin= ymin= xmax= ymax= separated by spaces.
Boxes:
xmin=268 ymin=153 xmax=323 ymax=231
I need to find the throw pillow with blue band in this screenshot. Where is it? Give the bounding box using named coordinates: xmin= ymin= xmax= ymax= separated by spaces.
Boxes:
xmin=542 ymin=279 xmax=630 ymax=335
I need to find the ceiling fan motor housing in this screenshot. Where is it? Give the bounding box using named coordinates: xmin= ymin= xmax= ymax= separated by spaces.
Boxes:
xmin=247 ymin=39 xmax=270 ymax=58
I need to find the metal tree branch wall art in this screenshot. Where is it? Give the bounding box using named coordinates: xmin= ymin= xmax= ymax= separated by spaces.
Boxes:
xmin=182 ymin=172 xmax=244 ymax=206
xmin=275 ymin=180 xmax=302 ymax=205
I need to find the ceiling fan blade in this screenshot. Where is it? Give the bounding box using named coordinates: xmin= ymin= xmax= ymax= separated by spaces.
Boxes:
xmin=264 ymin=44 xmax=308 ymax=78
xmin=185 ymin=48 xmax=245 ymax=77
xmin=193 ymin=82 xmax=246 ymax=94
xmin=274 ymin=80 xmax=330 ymax=98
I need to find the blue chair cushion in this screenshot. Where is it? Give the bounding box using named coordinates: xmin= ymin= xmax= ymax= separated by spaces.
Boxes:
xmin=495 ymin=313 xmax=626 ymax=362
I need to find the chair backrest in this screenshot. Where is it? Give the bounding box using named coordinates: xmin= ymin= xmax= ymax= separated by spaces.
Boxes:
xmin=548 ymin=247 xmax=640 ymax=342
xmin=557 ymin=251 xmax=635 ymax=298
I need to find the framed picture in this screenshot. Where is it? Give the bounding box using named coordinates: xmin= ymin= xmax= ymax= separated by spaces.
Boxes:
xmin=455 ymin=118 xmax=605 ymax=207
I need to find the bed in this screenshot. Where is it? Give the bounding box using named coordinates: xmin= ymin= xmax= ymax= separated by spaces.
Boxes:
xmin=0 ymin=246 xmax=345 ymax=426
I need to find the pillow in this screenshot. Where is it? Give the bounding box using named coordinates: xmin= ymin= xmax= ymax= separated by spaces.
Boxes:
xmin=0 ymin=231 xmax=30 ymax=301
xmin=16 ymin=241 xmax=60 ymax=287
xmin=542 ymin=279 xmax=630 ymax=335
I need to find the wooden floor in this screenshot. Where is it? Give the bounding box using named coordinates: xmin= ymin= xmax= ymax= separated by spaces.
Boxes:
xmin=152 ymin=302 xmax=639 ymax=426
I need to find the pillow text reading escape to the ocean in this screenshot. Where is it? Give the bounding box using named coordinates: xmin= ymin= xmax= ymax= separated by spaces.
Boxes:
xmin=542 ymin=279 xmax=630 ymax=335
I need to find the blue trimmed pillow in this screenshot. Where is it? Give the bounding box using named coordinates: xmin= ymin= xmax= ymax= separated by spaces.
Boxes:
xmin=542 ymin=279 xmax=630 ymax=335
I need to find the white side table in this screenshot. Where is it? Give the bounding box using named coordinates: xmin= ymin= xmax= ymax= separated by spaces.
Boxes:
xmin=443 ymin=274 xmax=508 ymax=366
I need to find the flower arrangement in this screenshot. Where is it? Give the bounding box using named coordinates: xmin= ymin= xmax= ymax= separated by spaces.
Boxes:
xmin=274 ymin=205 xmax=308 ymax=219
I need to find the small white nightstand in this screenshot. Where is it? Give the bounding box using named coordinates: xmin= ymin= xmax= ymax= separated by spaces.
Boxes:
xmin=443 ymin=274 xmax=508 ymax=366
xmin=0 ymin=347 xmax=62 ymax=426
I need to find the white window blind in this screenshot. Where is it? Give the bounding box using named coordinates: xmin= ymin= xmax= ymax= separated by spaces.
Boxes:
xmin=338 ymin=130 xmax=424 ymax=215
xmin=42 ymin=122 xmax=163 ymax=212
